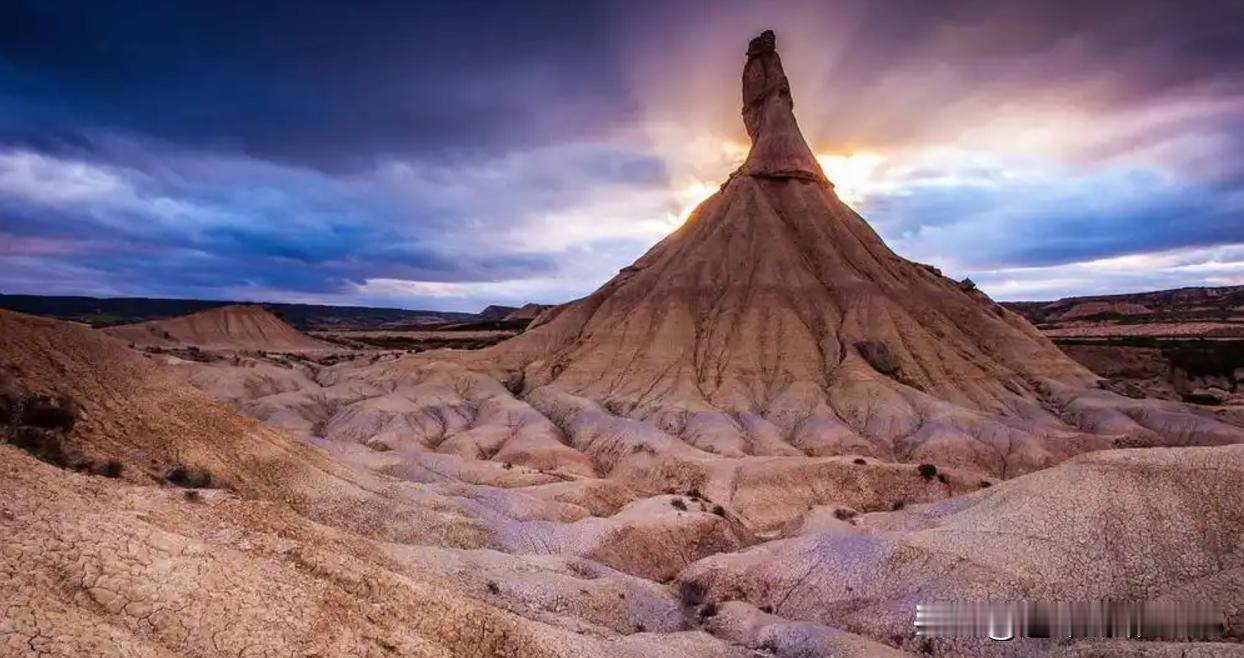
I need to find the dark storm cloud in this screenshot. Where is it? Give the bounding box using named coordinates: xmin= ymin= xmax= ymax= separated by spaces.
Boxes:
xmin=0 ymin=0 xmax=636 ymax=170
xmin=0 ymin=147 xmax=565 ymax=290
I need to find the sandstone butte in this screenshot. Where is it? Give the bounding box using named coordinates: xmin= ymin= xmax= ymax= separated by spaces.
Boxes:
xmin=471 ymin=30 xmax=1242 ymax=478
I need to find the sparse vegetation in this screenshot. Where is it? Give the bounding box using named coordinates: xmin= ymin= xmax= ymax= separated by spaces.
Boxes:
xmin=603 ymin=399 xmax=630 ymax=416
xmin=699 ymin=601 xmax=719 ymax=618
xmin=853 ymin=457 xmax=866 ymax=465
xmin=670 ymin=497 xmax=687 ymax=511
xmin=501 ymin=371 xmax=525 ymax=396
xmin=634 ymin=623 xmax=645 ymax=633
xmin=711 ymin=504 xmax=726 ymax=517
xmin=759 ymin=604 xmax=774 ymax=614
xmin=979 ymin=480 xmax=992 ymax=488
xmin=95 ymin=460 xmax=123 ymax=478
xmin=0 ymin=393 xmax=16 ymax=424
xmin=141 ymin=346 xmax=222 ymax=363
xmin=0 ymin=393 xmax=141 ymax=481
xmin=20 ymin=396 xmax=77 ymax=432
xmin=9 ymin=426 xmax=68 ymax=466
xmin=917 ymin=463 xmax=938 ymax=480
xmin=629 ymin=442 xmax=657 ymax=456
xmin=485 ymin=580 xmax=500 ymax=595
xmin=891 ymin=500 xmax=906 ymax=511
xmin=166 ymin=466 xmax=214 ymax=488
xmin=679 ymin=580 xmax=707 ymax=606
xmin=184 ymin=489 xmax=202 ymax=503
xmin=833 ymin=508 xmax=857 ymax=522
xmin=856 ymin=340 xmax=900 ymax=375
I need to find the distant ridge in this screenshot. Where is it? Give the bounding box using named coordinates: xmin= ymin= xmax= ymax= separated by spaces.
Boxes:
xmin=0 ymin=293 xmax=477 ymax=330
xmin=1004 ymin=284 xmax=1244 ymax=325
xmin=479 ymin=304 xmax=521 ymax=320
xmin=504 ymin=303 xmax=552 ymax=322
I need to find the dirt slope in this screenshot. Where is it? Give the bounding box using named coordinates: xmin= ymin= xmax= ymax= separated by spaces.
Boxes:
xmin=0 ymin=309 xmax=786 ymax=656
xmin=681 ymin=443 xmax=1244 ymax=654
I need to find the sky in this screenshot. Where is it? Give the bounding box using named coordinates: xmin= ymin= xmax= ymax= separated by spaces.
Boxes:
xmin=1 ymin=0 xmax=1242 ymax=311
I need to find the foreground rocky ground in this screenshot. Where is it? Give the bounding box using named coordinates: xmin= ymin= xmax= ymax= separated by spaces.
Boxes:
xmin=4 ymin=310 xmax=1244 ymax=657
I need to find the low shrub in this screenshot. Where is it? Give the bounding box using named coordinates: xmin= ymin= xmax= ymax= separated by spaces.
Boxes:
xmin=852 ymin=457 xmax=866 ymax=465
xmin=699 ymin=602 xmax=719 ymax=618
xmin=9 ymin=426 xmax=68 ymax=466
xmin=855 ymin=341 xmax=900 ymax=375
xmin=670 ymin=497 xmax=687 ymax=511
xmin=679 ymin=580 xmax=707 ymax=606
xmin=95 ymin=460 xmax=123 ymax=478
xmin=917 ymin=463 xmax=938 ymax=480
xmin=166 ymin=466 xmax=213 ymax=488
xmin=0 ymin=392 xmax=16 ymax=423
xmin=20 ymin=396 xmax=77 ymax=432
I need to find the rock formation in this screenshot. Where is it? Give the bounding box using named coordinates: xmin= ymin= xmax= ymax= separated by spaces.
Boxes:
xmin=474 ymin=31 xmax=1241 ymax=476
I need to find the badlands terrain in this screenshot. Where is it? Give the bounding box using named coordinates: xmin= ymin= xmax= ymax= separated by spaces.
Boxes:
xmin=1004 ymin=288 xmax=1244 ymax=408
xmin=4 ymin=31 xmax=1244 ymax=657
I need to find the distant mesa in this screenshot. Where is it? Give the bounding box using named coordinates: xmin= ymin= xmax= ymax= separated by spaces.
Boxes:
xmin=104 ymin=304 xmax=333 ymax=352
xmin=1005 ymin=284 xmax=1244 ymax=330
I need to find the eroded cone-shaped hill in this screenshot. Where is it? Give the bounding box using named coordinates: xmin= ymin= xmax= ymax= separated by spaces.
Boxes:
xmin=481 ymin=31 xmax=1243 ymax=472
xmin=105 ymin=303 xmax=332 ymax=351
xmin=495 ymin=31 xmax=1088 ymax=413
